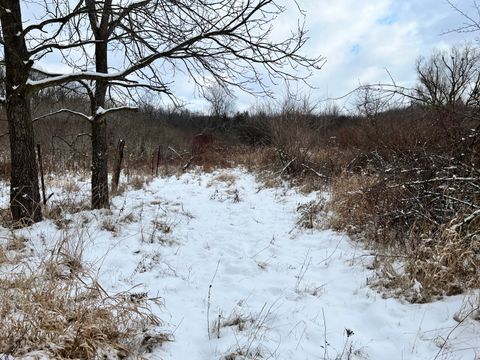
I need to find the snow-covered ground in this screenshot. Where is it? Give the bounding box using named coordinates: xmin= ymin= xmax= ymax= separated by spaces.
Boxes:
xmin=2 ymin=168 xmax=479 ymax=359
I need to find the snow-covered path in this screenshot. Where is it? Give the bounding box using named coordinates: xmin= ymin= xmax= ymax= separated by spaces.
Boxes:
xmin=10 ymin=169 xmax=480 ymax=359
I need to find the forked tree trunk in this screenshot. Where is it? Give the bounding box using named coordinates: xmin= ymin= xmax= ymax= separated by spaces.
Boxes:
xmin=0 ymin=0 xmax=42 ymax=225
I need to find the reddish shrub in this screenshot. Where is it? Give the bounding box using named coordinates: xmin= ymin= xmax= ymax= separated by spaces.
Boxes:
xmin=191 ymin=133 xmax=215 ymax=155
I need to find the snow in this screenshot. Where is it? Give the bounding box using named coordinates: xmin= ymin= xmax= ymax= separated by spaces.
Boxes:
xmin=32 ymin=108 xmax=93 ymax=123
xmin=1 ymin=168 xmax=479 ymax=359
xmin=95 ymin=105 xmax=138 ymax=117
xmin=26 ymin=70 xmax=128 ymax=87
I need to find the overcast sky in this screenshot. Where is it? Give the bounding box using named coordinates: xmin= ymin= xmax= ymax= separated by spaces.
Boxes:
xmin=180 ymin=0 xmax=478 ymax=114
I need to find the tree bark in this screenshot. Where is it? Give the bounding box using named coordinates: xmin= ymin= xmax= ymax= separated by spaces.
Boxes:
xmin=90 ymin=37 xmax=110 ymax=209
xmin=88 ymin=0 xmax=111 ymax=210
xmin=0 ymin=0 xmax=42 ymax=225
xmin=91 ymin=113 xmax=109 ymax=209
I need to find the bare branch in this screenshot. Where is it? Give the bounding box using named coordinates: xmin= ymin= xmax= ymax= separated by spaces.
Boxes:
xmin=32 ymin=108 xmax=92 ymax=123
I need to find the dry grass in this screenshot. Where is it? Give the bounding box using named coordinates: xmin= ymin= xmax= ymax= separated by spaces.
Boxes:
xmin=296 ymin=199 xmax=325 ymax=229
xmin=129 ymin=175 xmax=151 ymax=190
xmin=232 ymin=147 xmax=277 ymax=172
xmin=44 ymin=198 xmax=91 ymax=223
xmin=0 ymin=221 xmax=171 ymax=359
xmin=369 ymin=232 xmax=480 ymax=303
xmin=0 ymin=243 xmax=6 ymax=265
xmin=215 ymin=303 xmax=277 ymax=360
xmin=62 ymin=179 xmax=82 ymax=193
xmin=40 ymin=177 xmax=91 ymax=222
xmin=0 ymin=256 xmax=170 ymax=359
xmin=403 ymin=231 xmax=480 ymax=301
xmin=211 ymin=173 xmax=237 ymax=186
xmin=184 ymin=145 xmax=278 ymax=175
xmin=327 ymin=174 xmax=385 ymax=241
xmin=101 ymin=217 xmax=119 ymax=234
xmin=212 ymin=311 xmax=256 ymax=336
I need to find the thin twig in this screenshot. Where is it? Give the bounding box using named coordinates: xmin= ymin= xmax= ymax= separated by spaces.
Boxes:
xmin=433 ymin=306 xmax=480 ymax=360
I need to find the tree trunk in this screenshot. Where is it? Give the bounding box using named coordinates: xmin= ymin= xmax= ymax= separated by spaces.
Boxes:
xmin=91 ymin=115 xmax=109 ymax=209
xmin=0 ymin=0 xmax=42 ymax=225
xmin=7 ymin=92 xmax=42 ymax=224
xmin=91 ymin=37 xmax=110 ymax=209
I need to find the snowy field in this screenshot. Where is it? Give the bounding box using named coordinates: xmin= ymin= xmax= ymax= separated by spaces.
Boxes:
xmin=1 ymin=168 xmax=479 ymax=359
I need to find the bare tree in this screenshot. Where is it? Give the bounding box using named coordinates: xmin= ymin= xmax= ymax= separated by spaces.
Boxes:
xmin=82 ymin=0 xmax=148 ymax=209
xmin=415 ymin=45 xmax=480 ymax=109
xmin=204 ymin=84 xmax=235 ymax=120
xmin=355 ymin=85 xmax=391 ymax=119
xmin=0 ymin=0 xmax=325 ymax=223
xmin=351 ymin=45 xmax=480 ymax=120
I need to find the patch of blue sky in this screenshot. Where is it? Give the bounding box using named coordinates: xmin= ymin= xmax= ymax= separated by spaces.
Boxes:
xmin=376 ymin=15 xmax=396 ymax=25
xmin=350 ymin=44 xmax=360 ymax=55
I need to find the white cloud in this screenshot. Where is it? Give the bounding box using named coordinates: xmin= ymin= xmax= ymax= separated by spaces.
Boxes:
xmin=190 ymin=0 xmax=480 ymax=112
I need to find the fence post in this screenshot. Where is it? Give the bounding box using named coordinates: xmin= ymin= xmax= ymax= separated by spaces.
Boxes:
xmin=36 ymin=144 xmax=47 ymax=205
xmin=111 ymin=139 xmax=125 ymax=193
xmin=156 ymin=145 xmax=162 ymax=176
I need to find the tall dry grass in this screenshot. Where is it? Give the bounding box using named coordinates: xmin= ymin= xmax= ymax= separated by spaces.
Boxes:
xmin=0 ymin=227 xmax=171 ymax=358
